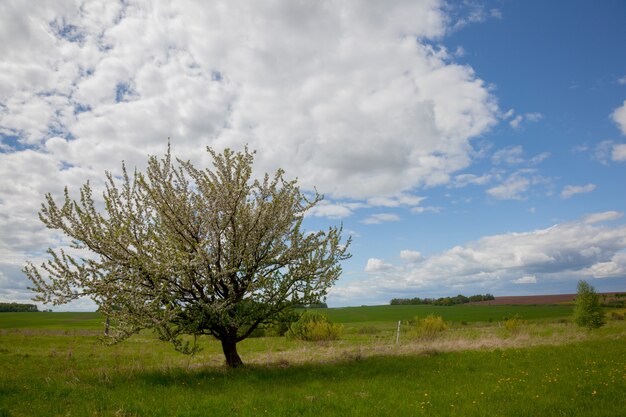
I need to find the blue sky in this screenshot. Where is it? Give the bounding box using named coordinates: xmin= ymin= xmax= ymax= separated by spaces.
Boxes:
xmin=1 ymin=0 xmax=625 ymax=310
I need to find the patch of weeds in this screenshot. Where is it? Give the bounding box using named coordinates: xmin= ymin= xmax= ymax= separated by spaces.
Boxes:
xmin=408 ymin=315 xmax=448 ymax=340
xmin=504 ymin=314 xmax=523 ymax=329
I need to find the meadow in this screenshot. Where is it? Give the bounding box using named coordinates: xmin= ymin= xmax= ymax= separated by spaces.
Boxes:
xmin=0 ymin=305 xmax=624 ymax=416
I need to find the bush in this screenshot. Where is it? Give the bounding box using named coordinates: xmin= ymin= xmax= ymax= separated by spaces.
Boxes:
xmin=409 ymin=314 xmax=448 ymax=340
xmin=573 ymin=280 xmax=605 ymax=329
xmin=503 ymin=314 xmax=523 ymax=333
xmin=286 ymin=312 xmax=342 ymax=341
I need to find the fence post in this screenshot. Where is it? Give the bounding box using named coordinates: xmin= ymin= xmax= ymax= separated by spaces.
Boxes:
xmin=395 ymin=320 xmax=401 ymax=345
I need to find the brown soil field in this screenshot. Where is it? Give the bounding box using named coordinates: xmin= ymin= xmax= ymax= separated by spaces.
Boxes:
xmin=469 ymin=292 xmax=621 ymax=305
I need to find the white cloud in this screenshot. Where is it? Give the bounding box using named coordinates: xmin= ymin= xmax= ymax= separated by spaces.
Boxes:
xmin=612 ymin=144 xmax=626 ymax=161
xmin=492 ymin=145 xmax=549 ymax=167
xmin=486 ymin=172 xmax=531 ymax=200
xmin=451 ymin=3 xmax=501 ymax=31
xmin=364 ymin=258 xmax=394 ymax=273
xmin=366 ymin=194 xmax=426 ymax=208
xmin=453 ymin=173 xmax=492 ymax=188
xmin=612 ymin=100 xmax=626 ymax=135
xmin=362 ymin=213 xmax=400 ymax=225
xmin=509 ymin=115 xmax=523 ymax=129
xmin=335 ymin=212 xmax=626 ymax=297
xmin=583 ymin=211 xmax=623 ymax=224
xmin=400 ymin=250 xmax=424 ymax=263
xmin=593 ymin=140 xmax=626 ymax=164
xmin=560 ymin=183 xmax=596 ymax=199
xmin=592 ymin=140 xmax=614 ymax=164
xmin=512 ymin=275 xmax=537 ymax=284
xmin=0 ymin=0 xmax=502 ymax=303
xmin=508 ymin=111 xmax=542 ymax=129
xmin=0 ymin=1 xmax=497 ymax=197
xmin=492 ymin=146 xmax=524 ymax=165
xmin=306 ymin=201 xmax=357 ymax=219
xmin=1 ymin=0 xmax=499 ymax=200
xmin=581 ymin=252 xmax=626 ymax=278
xmin=619 ymin=76 xmax=626 ymax=85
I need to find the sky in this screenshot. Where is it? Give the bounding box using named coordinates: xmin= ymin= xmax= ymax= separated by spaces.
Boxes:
xmin=1 ymin=0 xmax=625 ymax=310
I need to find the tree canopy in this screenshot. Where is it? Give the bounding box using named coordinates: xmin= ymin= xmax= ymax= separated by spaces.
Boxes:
xmin=25 ymin=146 xmax=350 ymax=367
xmin=573 ymin=280 xmax=605 ymax=330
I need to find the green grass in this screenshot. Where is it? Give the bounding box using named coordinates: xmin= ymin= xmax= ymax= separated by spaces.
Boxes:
xmin=0 ymin=306 xmax=624 ymax=417
xmin=0 ymin=304 xmax=573 ymax=331
xmin=0 ymin=312 xmax=102 ymax=329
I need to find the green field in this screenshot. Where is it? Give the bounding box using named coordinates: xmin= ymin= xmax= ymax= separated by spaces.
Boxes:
xmin=318 ymin=304 xmax=574 ymax=323
xmin=1 ymin=305 xmax=624 ymax=416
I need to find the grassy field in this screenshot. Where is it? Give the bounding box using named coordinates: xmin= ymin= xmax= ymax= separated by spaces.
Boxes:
xmin=0 ymin=306 xmax=624 ymax=416
xmin=318 ymin=304 xmax=574 ymax=323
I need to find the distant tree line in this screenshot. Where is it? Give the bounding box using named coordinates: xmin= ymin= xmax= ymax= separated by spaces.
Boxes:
xmin=390 ymin=294 xmax=495 ymax=306
xmin=292 ymin=302 xmax=328 ymax=309
xmin=0 ymin=302 xmax=39 ymax=312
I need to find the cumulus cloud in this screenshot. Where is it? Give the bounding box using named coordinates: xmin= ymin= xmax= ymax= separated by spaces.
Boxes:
xmin=612 ymin=100 xmax=626 ymax=135
xmin=1 ymin=0 xmax=498 ymax=200
xmin=0 ymin=0 xmax=502 ymax=304
xmin=364 ymin=258 xmax=394 ymax=273
xmin=400 ymin=250 xmax=424 ymax=263
xmin=560 ymin=183 xmax=596 ymax=199
xmin=333 ymin=212 xmax=626 ymax=298
xmin=581 ymin=252 xmax=626 ymax=278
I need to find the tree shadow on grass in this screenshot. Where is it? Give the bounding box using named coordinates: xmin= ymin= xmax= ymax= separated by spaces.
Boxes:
xmin=134 ymin=352 xmax=439 ymax=390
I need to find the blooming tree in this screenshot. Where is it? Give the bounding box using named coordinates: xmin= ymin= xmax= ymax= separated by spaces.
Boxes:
xmin=25 ymin=146 xmax=350 ymax=367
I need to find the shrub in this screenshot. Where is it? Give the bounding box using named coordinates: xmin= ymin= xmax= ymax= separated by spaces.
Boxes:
xmin=409 ymin=314 xmax=448 ymax=340
xmin=286 ymin=312 xmax=342 ymax=341
xmin=573 ymin=280 xmax=605 ymax=329
xmin=503 ymin=314 xmax=523 ymax=333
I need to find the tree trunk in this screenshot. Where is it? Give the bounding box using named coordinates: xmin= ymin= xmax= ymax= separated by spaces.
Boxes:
xmin=221 ymin=338 xmax=243 ymax=368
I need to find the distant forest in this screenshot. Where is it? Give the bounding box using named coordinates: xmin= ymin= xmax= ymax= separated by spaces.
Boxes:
xmin=0 ymin=302 xmax=39 ymax=312
xmin=390 ymin=294 xmax=495 ymax=306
